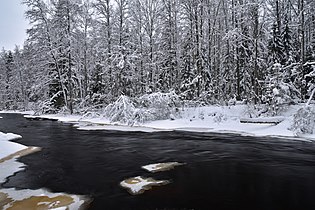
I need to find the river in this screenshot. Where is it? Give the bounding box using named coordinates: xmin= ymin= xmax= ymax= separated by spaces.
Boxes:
xmin=1 ymin=113 xmax=315 ymax=210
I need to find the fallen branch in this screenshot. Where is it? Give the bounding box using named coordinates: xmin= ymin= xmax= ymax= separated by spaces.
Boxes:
xmin=240 ymin=117 xmax=284 ymax=125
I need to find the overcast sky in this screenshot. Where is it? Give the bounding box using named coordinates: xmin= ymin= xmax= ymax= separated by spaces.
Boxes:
xmin=0 ymin=0 xmax=29 ymax=51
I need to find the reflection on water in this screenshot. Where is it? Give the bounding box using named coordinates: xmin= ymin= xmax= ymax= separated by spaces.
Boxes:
xmin=1 ymin=113 xmax=315 ymax=210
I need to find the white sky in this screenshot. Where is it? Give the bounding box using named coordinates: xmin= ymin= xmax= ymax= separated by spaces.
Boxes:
xmin=0 ymin=0 xmax=29 ymax=50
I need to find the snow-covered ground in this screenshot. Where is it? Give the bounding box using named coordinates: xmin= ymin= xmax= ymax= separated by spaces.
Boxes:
xmin=0 ymin=110 xmax=34 ymax=115
xmin=18 ymin=104 xmax=314 ymax=141
xmin=145 ymin=108 xmax=296 ymax=138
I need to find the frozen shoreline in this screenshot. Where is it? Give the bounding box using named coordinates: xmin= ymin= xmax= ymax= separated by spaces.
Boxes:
xmin=0 ymin=121 xmax=90 ymax=209
xmin=0 ymin=132 xmax=25 ymax=161
xmin=4 ymin=104 xmax=312 ymax=141
xmin=0 ymin=129 xmax=41 ymax=183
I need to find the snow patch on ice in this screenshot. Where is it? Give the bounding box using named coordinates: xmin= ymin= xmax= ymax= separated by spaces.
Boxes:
xmin=0 ymin=141 xmax=27 ymax=160
xmin=0 ymin=188 xmax=88 ymax=210
xmin=142 ymin=162 xmax=185 ymax=173
xmin=120 ymin=176 xmax=170 ymax=195
xmin=0 ymin=132 xmax=22 ymax=142
xmin=0 ymin=131 xmax=40 ymax=186
xmin=0 ymin=159 xmax=25 ymax=184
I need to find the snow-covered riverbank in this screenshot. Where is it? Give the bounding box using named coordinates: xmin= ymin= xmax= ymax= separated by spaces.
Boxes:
xmin=13 ymin=104 xmax=314 ymax=141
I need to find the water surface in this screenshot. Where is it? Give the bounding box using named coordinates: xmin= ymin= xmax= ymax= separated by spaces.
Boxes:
xmin=1 ymin=113 xmax=315 ymax=210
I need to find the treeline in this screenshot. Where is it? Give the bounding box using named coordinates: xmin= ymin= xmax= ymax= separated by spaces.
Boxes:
xmin=0 ymin=0 xmax=315 ymax=113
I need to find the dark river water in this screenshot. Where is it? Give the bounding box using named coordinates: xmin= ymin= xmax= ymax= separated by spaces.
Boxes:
xmin=1 ymin=113 xmax=315 ymax=210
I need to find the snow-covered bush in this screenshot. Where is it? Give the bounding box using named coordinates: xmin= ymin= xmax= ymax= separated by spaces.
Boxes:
xmin=139 ymin=91 xmax=180 ymax=108
xmin=32 ymin=100 xmax=59 ymax=115
xmin=228 ymin=96 xmax=237 ymax=106
xmin=213 ymin=112 xmax=227 ymax=123
xmin=263 ymin=84 xmax=295 ymax=116
xmin=290 ymin=106 xmax=315 ymax=136
xmin=80 ymin=111 xmax=101 ymax=120
xmin=103 ymin=92 xmax=182 ymax=125
xmin=103 ymin=95 xmax=137 ymax=125
xmin=137 ymin=91 xmax=181 ymax=122
xmin=90 ymin=93 xmax=110 ymax=106
xmin=262 ymin=63 xmax=299 ymax=116
xmin=243 ymin=105 xmax=260 ymax=118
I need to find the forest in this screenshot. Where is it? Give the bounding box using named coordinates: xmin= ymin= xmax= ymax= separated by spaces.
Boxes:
xmin=0 ymin=0 xmax=315 ymax=116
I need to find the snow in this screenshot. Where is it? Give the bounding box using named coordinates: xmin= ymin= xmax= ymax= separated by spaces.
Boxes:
xmin=21 ymin=104 xmax=315 ymax=141
xmin=142 ymin=162 xmax=185 ymax=173
xmin=0 ymin=131 xmax=40 ymax=185
xmin=120 ymin=176 xmax=169 ymax=195
xmin=51 ymin=208 xmax=67 ymax=210
xmin=0 ymin=131 xmax=24 ymax=160
xmin=0 ymin=110 xmax=35 ymax=115
xmin=143 ymin=105 xmax=308 ymax=139
xmin=273 ymin=87 xmax=280 ymax=95
xmin=0 ymin=188 xmax=87 ymax=210
xmin=0 ymin=140 xmax=27 ymax=160
xmin=0 ymin=132 xmax=22 ymax=142
xmin=0 ymin=159 xmax=25 ymax=184
xmin=77 ymin=124 xmax=169 ymax=132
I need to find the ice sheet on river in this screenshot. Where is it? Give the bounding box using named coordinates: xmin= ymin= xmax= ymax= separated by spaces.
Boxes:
xmin=142 ymin=162 xmax=185 ymax=173
xmin=0 ymin=131 xmax=41 ymax=184
xmin=0 ymin=131 xmax=24 ymax=161
xmin=0 ymin=159 xmax=25 ymax=184
xmin=0 ymin=132 xmax=21 ymax=142
xmin=0 ymin=135 xmax=25 ymax=183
